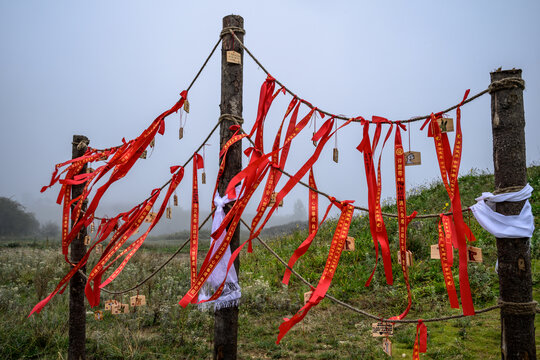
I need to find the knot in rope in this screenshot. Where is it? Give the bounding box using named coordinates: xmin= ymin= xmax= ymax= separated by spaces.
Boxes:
xmin=219 ymin=113 xmax=244 ymax=124
xmin=220 ymin=27 xmax=245 ymax=38
xmin=488 ymin=77 xmax=525 ymax=94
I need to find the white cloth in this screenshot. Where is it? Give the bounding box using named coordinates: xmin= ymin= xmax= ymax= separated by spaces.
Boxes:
xmin=198 ymin=187 xmax=241 ymax=310
xmin=470 ymin=184 xmax=534 ymax=238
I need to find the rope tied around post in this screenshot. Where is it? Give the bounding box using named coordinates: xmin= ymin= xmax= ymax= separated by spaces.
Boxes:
xmin=488 ymin=77 xmax=525 ymax=94
xmin=219 ymin=113 xmax=244 ymax=124
xmin=498 ymin=299 xmax=539 ymax=315
xmin=73 ymin=140 xmax=89 ymax=151
xmin=220 ymin=26 xmax=246 ymax=38
xmin=492 ymin=185 xmax=528 ymax=195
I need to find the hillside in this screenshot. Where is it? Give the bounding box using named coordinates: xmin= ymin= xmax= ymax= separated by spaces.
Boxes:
xmin=0 ymin=167 xmax=538 ymax=359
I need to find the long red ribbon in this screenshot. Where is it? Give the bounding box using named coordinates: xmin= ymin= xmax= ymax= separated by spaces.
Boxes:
xmin=190 ymin=154 xmax=204 ymax=296
xmin=438 ymin=215 xmax=459 ymax=308
xmin=413 ymin=320 xmax=427 ymax=359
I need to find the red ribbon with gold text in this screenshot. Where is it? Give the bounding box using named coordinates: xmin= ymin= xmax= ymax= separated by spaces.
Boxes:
xmin=438 ymin=215 xmax=459 ymax=308
xmin=413 ymin=320 xmax=427 ymax=359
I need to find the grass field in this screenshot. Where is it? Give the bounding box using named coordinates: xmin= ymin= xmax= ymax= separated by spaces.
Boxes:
xmin=0 ymin=167 xmax=539 ymax=359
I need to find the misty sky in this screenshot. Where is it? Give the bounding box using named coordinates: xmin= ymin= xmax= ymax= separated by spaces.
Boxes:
xmin=1 ymin=1 xmax=539 ymax=231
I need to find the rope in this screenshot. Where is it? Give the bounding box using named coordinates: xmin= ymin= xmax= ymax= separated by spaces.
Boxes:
xmin=492 ymin=185 xmax=527 ymax=195
xmin=226 ymin=116 xmax=471 ymax=220
xmin=227 ymin=29 xmax=490 ymax=124
xmin=498 ymin=299 xmax=539 ymax=315
xmin=220 ymin=26 xmax=245 ymax=38
xmin=219 ymin=113 xmax=244 ymax=124
xmin=73 ymin=140 xmax=89 ymax=151
xmin=78 ymin=208 xmax=215 ymax=295
xmin=488 ymin=77 xmax=525 ymax=94
xmin=239 ymin=218 xmax=504 ymax=324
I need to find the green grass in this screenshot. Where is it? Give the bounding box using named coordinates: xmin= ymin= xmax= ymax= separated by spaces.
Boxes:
xmin=0 ymin=167 xmax=539 ymax=359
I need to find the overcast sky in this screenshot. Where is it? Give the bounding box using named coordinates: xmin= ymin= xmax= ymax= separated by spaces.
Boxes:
xmin=1 ymin=1 xmax=539 ymax=229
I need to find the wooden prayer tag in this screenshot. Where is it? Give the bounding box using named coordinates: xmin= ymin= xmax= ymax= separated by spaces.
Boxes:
xmin=304 ymin=290 xmax=313 ymax=305
xmin=467 ymin=246 xmax=483 ymax=263
xmin=397 ymin=250 xmax=413 ymax=267
xmin=226 ymin=51 xmax=241 ymax=64
xmin=430 ymin=244 xmax=440 ymax=259
xmin=150 ymin=138 xmax=155 ymax=148
xmin=86 ymin=167 xmax=94 ymax=174
xmin=344 ymin=236 xmax=355 ymax=251
xmin=269 ymin=192 xmax=284 ymax=207
xmin=96 ymin=244 xmax=103 ymax=255
xmin=121 ymin=303 xmax=130 ymax=314
xmin=201 ymin=172 xmax=206 ymax=184
xmin=84 ymin=235 xmax=91 ymax=246
xmin=372 ymin=321 xmax=394 ymax=337
xmin=333 ymin=148 xmax=339 ymax=163
xmin=404 ymin=151 xmax=421 ymax=166
xmin=173 ymin=194 xmax=178 ymax=206
xmin=94 ymin=310 xmax=104 ymax=321
xmin=179 ymin=127 xmax=184 ymax=140
xmin=111 ymin=304 xmax=121 ymax=315
xmin=140 ymin=150 xmax=147 ymax=159
xmin=382 ymin=337 xmax=392 ymax=356
xmin=437 ymin=117 xmax=454 ymax=133
xmin=104 ymin=299 xmax=118 ymax=311
xmin=130 ymin=295 xmax=147 ymax=307
xmin=90 ymin=222 xmax=95 ymax=233
xmin=144 ymin=212 xmax=157 ymax=223
xmin=166 ymin=207 xmax=172 ymax=219
xmin=183 ymin=100 xmax=190 ymax=113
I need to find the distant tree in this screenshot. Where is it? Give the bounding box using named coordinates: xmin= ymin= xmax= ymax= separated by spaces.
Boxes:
xmin=0 ymin=197 xmax=40 ymax=237
xmin=41 ymin=221 xmax=60 ymax=239
xmin=293 ymin=199 xmax=307 ymax=220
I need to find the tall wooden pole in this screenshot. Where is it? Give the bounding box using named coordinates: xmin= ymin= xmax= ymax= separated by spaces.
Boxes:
xmin=490 ymin=69 xmax=536 ymax=359
xmin=68 ymin=135 xmax=89 ymax=360
xmin=215 ymin=15 xmax=244 ymax=360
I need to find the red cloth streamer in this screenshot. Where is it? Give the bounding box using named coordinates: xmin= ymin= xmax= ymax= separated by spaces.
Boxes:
xmin=413 ymin=320 xmax=427 ymax=359
xmin=438 ymin=215 xmax=459 ymax=308
xmin=356 ymin=116 xmax=394 ymax=286
xmin=190 ymin=153 xmax=204 ymax=301
xmin=308 ymin=168 xmax=318 ymax=235
xmin=276 ymin=203 xmax=355 ymax=343
xmin=390 ymin=124 xmax=417 ymax=320
xmin=420 ymin=90 xmax=475 ymax=316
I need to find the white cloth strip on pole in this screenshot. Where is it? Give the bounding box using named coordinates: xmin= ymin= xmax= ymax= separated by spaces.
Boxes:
xmin=471 ymin=184 xmax=534 ymax=238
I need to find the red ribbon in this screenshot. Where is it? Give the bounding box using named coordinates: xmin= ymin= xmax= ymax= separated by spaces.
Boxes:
xmin=413 ymin=320 xmax=427 ymax=359
xmin=276 ymin=203 xmax=355 ymax=343
xmin=438 ymin=215 xmax=459 ymax=308
xmin=190 ymin=153 xmax=204 ymax=300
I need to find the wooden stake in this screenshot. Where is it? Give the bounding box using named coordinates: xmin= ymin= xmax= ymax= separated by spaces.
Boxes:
xmin=214 ymin=14 xmax=244 ymax=360
xmin=69 ymin=135 xmax=88 ymax=360
xmin=490 ymin=69 xmax=535 ymax=358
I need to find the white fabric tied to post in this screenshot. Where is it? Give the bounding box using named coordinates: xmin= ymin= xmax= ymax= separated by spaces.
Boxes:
xmin=471 ymin=183 xmax=534 ymax=238
xmin=198 ymin=187 xmax=241 ymax=310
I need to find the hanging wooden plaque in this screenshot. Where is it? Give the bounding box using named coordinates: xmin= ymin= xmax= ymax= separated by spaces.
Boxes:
xmin=121 ymin=303 xmax=130 ymax=314
xmin=104 ymin=299 xmax=118 ymax=311
xmin=140 ymin=150 xmax=147 ymax=159
xmin=150 ymin=138 xmax=155 ymax=148
xmin=430 ymin=244 xmax=440 ymax=259
xmin=173 ymin=194 xmax=178 ymax=206
xmin=437 ymin=117 xmax=454 ymax=133
xmin=183 ymin=100 xmax=190 ymax=113
xmin=467 ymin=246 xmax=483 ymax=263
xmin=201 ymin=172 xmax=206 ymax=184
xmin=397 ymin=250 xmax=413 ymax=267
xmin=130 ymin=295 xmax=147 ymax=307
xmin=382 ymin=337 xmax=392 ymax=356
xmin=179 ymin=127 xmax=184 ymax=140
xmin=144 ymin=212 xmax=157 ymax=223
xmin=90 ymin=222 xmax=95 ymax=233
xmin=95 ymin=244 xmax=103 ymax=255
xmin=372 ymin=321 xmax=394 ymax=337
xmin=84 ymin=235 xmax=91 ymax=246
xmin=333 ymin=148 xmax=339 ymax=163
xmin=166 ymin=207 xmax=172 ymax=219
xmin=404 ymin=151 xmax=421 ymax=166
xmin=111 ymin=304 xmax=121 ymax=315
xmin=344 ymin=236 xmax=355 ymax=251
xmin=94 ymin=310 xmax=104 ymax=321
xmin=86 ymin=167 xmax=94 ymax=174
xmin=304 ymin=290 xmax=313 ymax=305
xmin=226 ymin=51 xmax=241 ymax=64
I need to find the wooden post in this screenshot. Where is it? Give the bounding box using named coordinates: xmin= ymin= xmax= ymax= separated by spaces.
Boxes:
xmin=68 ymin=135 xmax=89 ymax=360
xmin=490 ymin=69 xmax=536 ymax=359
xmin=214 ymin=15 xmax=244 ymax=360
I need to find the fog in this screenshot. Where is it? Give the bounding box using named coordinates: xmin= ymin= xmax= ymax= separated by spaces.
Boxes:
xmin=1 ymin=1 xmax=539 ymax=234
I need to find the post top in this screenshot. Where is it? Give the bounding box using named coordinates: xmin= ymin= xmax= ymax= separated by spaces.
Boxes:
xmin=223 ymin=14 xmax=244 ymax=29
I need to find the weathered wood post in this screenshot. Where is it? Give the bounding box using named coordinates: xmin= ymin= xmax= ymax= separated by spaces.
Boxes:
xmin=490 ymin=69 xmax=536 ymax=359
xmin=215 ymin=15 xmax=244 ymax=360
xmin=68 ymin=135 xmax=89 ymax=360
